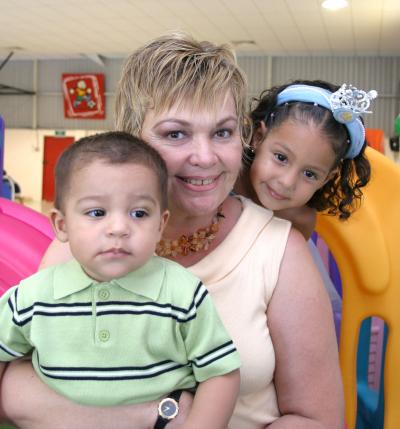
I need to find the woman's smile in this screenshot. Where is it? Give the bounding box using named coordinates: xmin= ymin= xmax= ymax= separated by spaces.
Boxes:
xmin=178 ymin=174 xmax=220 ymax=191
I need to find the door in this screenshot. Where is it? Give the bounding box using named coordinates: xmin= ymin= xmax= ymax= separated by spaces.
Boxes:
xmin=42 ymin=136 xmax=75 ymax=202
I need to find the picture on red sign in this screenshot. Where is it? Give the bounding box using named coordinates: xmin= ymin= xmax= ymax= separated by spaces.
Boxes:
xmin=62 ymin=74 xmax=105 ymax=119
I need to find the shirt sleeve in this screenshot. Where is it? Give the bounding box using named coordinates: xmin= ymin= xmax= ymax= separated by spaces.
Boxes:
xmin=180 ymin=282 xmax=241 ymax=382
xmin=0 ymin=286 xmax=32 ymax=362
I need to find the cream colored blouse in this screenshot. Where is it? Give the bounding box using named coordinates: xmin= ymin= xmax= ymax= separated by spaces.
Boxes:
xmin=189 ymin=196 xmax=291 ymax=429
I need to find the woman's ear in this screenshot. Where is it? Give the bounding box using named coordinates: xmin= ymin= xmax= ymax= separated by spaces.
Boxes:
xmin=252 ymin=121 xmax=268 ymax=151
xmin=50 ymin=209 xmax=69 ymax=243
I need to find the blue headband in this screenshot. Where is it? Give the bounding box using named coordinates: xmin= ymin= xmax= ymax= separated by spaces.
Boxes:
xmin=275 ymin=84 xmax=377 ymax=159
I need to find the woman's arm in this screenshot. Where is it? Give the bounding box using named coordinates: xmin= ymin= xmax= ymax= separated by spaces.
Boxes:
xmin=39 ymin=238 xmax=72 ymax=270
xmin=267 ymin=228 xmax=344 ymax=429
xmin=1 ymin=360 xmax=193 ymax=429
xmin=0 ymin=362 xmax=5 ymax=422
xmin=0 ymin=362 xmax=5 ymax=382
xmin=182 ymin=370 xmax=240 ymax=429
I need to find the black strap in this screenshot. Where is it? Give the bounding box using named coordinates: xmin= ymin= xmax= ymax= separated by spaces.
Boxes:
xmin=154 ymin=390 xmax=183 ymax=429
xmin=168 ymin=390 xmax=183 ymax=402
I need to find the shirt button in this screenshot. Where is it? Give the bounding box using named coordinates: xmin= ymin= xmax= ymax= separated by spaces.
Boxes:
xmin=99 ymin=330 xmax=110 ymax=342
xmin=98 ymin=289 xmax=110 ymax=301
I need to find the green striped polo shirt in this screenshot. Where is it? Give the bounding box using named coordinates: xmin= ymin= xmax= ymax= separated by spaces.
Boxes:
xmin=0 ymin=256 xmax=240 ymax=406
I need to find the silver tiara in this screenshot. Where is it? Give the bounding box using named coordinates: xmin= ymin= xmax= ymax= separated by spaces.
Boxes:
xmin=330 ymin=84 xmax=378 ymax=124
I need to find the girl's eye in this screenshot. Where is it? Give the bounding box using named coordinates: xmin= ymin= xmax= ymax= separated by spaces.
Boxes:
xmin=274 ymin=153 xmax=287 ymax=163
xmin=129 ymin=209 xmax=148 ymax=219
xmin=304 ymin=170 xmax=317 ymax=180
xmin=86 ymin=209 xmax=105 ymax=217
xmin=215 ymin=128 xmax=231 ymax=138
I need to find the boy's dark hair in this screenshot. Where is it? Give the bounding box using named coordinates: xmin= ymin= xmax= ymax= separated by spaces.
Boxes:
xmin=55 ymin=131 xmax=168 ymax=211
xmin=249 ymin=79 xmax=371 ymax=220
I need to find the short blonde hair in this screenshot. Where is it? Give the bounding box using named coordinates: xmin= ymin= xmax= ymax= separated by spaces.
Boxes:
xmin=115 ymin=31 xmax=250 ymax=145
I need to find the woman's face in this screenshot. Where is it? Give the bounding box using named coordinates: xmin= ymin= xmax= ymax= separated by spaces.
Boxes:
xmin=141 ymin=93 xmax=242 ymax=219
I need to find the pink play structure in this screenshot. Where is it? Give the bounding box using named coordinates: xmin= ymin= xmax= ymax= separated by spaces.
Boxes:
xmin=0 ymin=197 xmax=54 ymax=295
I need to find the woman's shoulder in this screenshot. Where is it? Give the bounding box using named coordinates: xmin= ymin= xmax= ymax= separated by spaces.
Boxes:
xmin=234 ymin=195 xmax=291 ymax=230
xmin=234 ymin=194 xmax=272 ymax=217
xmin=188 ymin=196 xmax=291 ymax=285
xmin=225 ymin=195 xmax=292 ymax=259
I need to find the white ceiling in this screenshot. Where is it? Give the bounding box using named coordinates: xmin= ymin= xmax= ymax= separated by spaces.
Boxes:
xmin=0 ymin=0 xmax=399 ymax=61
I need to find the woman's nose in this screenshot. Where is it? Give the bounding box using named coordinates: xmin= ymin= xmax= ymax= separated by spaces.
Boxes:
xmin=189 ymin=136 xmax=218 ymax=167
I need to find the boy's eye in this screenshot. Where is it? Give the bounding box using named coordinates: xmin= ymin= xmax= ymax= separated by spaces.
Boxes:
xmin=86 ymin=209 xmax=105 ymax=217
xmin=129 ymin=209 xmax=148 ymax=218
xmin=215 ymin=128 xmax=231 ymax=138
xmin=274 ymin=153 xmax=287 ymax=163
xmin=304 ymin=170 xmax=317 ymax=180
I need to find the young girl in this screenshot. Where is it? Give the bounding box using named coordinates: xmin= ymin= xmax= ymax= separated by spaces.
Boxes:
xmin=237 ymin=79 xmax=374 ymax=239
xmin=236 ymin=80 xmax=376 ymax=337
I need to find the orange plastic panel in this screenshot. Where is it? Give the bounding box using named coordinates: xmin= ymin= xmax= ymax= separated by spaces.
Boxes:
xmin=316 ymin=147 xmax=400 ymax=429
xmin=365 ymin=128 xmax=385 ymax=154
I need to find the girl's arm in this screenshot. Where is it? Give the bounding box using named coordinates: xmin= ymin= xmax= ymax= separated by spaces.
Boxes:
xmin=267 ymin=228 xmax=344 ymax=429
xmin=0 ymin=360 xmax=193 ymax=429
xmin=182 ymin=370 xmax=239 ymax=429
xmin=274 ymin=206 xmax=317 ymax=241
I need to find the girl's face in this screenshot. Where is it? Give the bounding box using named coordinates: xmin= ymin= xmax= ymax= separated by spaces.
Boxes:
xmin=250 ymin=119 xmax=337 ymax=211
xmin=141 ymin=93 xmax=243 ymax=220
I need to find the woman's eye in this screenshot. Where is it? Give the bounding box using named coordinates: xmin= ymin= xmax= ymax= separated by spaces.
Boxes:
xmin=304 ymin=170 xmax=317 ymax=180
xmin=167 ymin=130 xmax=185 ymax=140
xmin=129 ymin=209 xmax=148 ymax=219
xmin=86 ymin=209 xmax=105 ymax=217
xmin=215 ymin=128 xmax=231 ymax=138
xmin=274 ymin=153 xmax=287 ymax=163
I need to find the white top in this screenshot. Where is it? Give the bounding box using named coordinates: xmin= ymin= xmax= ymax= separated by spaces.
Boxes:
xmin=189 ymin=196 xmax=291 ymax=429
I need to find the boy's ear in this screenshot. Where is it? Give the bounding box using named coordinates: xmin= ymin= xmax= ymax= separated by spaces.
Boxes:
xmin=158 ymin=209 xmax=170 ymax=237
xmin=50 ymin=209 xmax=69 ymax=243
xmin=252 ymin=121 xmax=268 ymax=150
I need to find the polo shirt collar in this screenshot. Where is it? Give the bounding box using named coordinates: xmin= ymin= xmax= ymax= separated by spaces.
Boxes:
xmin=113 ymin=257 xmax=165 ymax=301
xmin=53 ymin=259 xmax=94 ymax=299
xmin=53 ymin=257 xmax=166 ymax=301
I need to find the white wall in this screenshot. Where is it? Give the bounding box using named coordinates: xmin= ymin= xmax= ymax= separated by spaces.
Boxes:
xmin=3 ymin=129 xmax=103 ymax=208
xmin=384 ymin=137 xmax=400 ymax=165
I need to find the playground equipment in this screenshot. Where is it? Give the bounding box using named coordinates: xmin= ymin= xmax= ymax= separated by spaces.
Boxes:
xmin=316 ymin=146 xmax=400 ymax=429
xmin=0 ymin=116 xmax=54 ymax=294
xmin=0 ymin=197 xmax=54 ymax=294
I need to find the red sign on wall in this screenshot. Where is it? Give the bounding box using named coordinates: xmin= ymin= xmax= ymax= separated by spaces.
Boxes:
xmin=62 ymin=73 xmax=105 ymax=119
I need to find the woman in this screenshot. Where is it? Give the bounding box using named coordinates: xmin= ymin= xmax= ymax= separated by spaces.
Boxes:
xmin=0 ymin=33 xmax=343 ymax=429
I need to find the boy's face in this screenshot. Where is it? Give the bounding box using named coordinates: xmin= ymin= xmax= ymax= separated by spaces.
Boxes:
xmin=51 ymin=160 xmax=169 ymax=282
